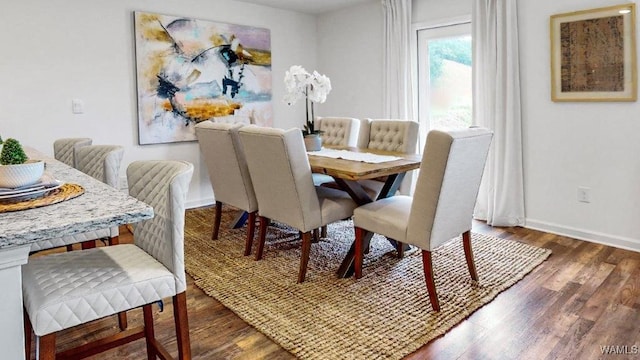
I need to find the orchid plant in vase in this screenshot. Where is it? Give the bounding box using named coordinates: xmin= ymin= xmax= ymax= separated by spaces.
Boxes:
xmin=284 ymin=65 xmax=332 ymax=138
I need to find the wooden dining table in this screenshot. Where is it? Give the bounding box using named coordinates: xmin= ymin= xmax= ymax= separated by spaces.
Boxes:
xmin=308 ymin=146 xmax=421 ymax=278
xmin=0 ymin=148 xmax=153 ymax=359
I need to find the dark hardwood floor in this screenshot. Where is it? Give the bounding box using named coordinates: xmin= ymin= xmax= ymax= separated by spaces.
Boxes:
xmin=30 ymin=212 xmax=640 ymax=359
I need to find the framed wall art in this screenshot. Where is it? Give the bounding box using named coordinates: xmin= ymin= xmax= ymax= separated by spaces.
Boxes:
xmin=134 ymin=11 xmax=272 ymax=144
xmin=550 ymin=3 xmax=636 ymax=102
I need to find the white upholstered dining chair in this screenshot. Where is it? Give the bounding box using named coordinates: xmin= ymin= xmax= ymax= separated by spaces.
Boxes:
xmin=312 ymin=117 xmax=361 ymax=187
xmin=357 ymin=118 xmax=419 ymax=153
xmin=23 ymin=160 xmax=194 ymax=359
xmin=53 ymin=137 xmax=92 ymax=168
xmin=238 ymin=126 xmax=357 ymax=283
xmin=356 ymin=118 xmax=419 ymax=198
xmin=353 ymin=127 xmax=493 ymax=311
xmin=316 ymin=116 xmax=360 ymax=147
xmin=195 ymin=121 xmax=258 ymax=256
xmin=29 ymin=145 xmax=125 ymax=253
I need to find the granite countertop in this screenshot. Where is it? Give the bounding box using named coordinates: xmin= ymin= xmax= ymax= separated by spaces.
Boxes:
xmin=0 ymin=149 xmax=153 ymax=248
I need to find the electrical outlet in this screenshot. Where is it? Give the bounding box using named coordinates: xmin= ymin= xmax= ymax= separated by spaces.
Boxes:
xmin=577 ymin=186 xmax=591 ymax=203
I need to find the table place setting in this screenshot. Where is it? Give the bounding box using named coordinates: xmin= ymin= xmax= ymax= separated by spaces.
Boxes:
xmin=0 ymin=172 xmax=64 ymax=202
xmin=0 ymin=170 xmax=82 ymax=212
xmin=307 ymin=148 xmax=402 ymax=163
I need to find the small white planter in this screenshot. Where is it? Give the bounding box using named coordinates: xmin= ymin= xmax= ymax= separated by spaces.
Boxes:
xmin=304 ymin=134 xmax=322 ymax=152
xmin=0 ymin=160 xmax=45 ymax=188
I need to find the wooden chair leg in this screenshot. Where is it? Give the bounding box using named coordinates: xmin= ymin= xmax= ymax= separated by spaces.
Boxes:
xmin=244 ymin=211 xmax=256 ymax=256
xmin=117 ymin=312 xmax=128 ymax=331
xmin=354 ymin=227 xmax=365 ymax=279
xmin=80 ymin=241 xmax=96 ymax=250
xmin=173 ymin=292 xmax=192 ymax=360
xmin=24 ymin=308 xmax=32 ymax=360
xmin=108 ymin=236 xmax=119 ymax=245
xmin=38 ymin=333 xmax=56 ymax=360
xmin=142 ymin=304 xmax=157 ymax=360
xmin=212 ymin=201 xmax=223 ymax=240
xmin=462 ymin=231 xmax=478 ymax=281
xmin=255 ymin=216 xmax=269 ymax=261
xmin=321 ymin=225 xmax=327 ymax=238
xmin=421 ymin=250 xmax=440 ymax=312
xmin=395 ymin=240 xmax=405 ymax=258
xmin=298 ymin=232 xmax=313 ymax=283
xmin=312 ymin=228 xmax=320 ymax=242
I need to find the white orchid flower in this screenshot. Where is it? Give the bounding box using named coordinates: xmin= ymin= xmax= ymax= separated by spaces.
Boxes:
xmin=283 ymin=65 xmax=311 ymax=105
xmin=307 ymin=71 xmax=332 ymax=103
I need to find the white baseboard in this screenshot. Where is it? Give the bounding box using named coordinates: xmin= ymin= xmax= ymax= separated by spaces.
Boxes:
xmin=525 ymin=218 xmax=640 ymax=252
xmin=186 ymin=197 xmax=215 ymax=210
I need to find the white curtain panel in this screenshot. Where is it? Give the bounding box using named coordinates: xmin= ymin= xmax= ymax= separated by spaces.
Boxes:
xmin=472 ymin=0 xmax=525 ymax=226
xmin=382 ymin=0 xmax=413 ymax=119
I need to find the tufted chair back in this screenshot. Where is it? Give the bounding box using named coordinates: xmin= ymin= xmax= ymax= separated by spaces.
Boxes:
xmin=316 ymin=117 xmax=360 ymax=147
xmin=357 ymin=119 xmax=419 ymax=153
xmin=355 ymin=119 xmax=419 ymax=196
xmin=127 ymin=160 xmax=194 ymax=293
xmin=75 ymin=145 xmax=124 ymax=189
xmin=53 ymin=137 xmax=92 ymax=168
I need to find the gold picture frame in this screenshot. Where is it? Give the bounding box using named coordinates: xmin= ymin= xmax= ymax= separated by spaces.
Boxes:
xmin=550 ymin=3 xmax=637 ymax=102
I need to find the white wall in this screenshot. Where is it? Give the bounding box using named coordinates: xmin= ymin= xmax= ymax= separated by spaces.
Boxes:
xmin=0 ymin=0 xmax=316 ymax=208
xmin=519 ymin=0 xmax=640 ymax=249
xmin=317 ymin=1 xmax=384 ymax=119
xmin=413 ymin=0 xmax=471 ymax=24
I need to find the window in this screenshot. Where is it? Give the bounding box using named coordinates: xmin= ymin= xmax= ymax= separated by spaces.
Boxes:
xmin=417 ymin=22 xmax=472 ymax=141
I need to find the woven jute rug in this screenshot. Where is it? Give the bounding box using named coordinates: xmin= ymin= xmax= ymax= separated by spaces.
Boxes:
xmin=184 ymin=207 xmax=551 ymax=360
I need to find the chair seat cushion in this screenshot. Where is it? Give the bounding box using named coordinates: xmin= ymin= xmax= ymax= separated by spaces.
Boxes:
xmin=23 ymin=244 xmax=176 ymax=336
xmin=312 ymin=173 xmax=335 ymax=186
xmin=353 ymin=195 xmax=412 ymax=242
xmin=316 ymin=186 xmax=357 ymax=229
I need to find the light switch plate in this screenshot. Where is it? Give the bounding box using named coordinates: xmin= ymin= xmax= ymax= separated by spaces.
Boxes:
xmin=72 ymin=99 xmax=84 ymax=114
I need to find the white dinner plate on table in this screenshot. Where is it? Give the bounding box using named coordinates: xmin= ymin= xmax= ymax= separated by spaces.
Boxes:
xmin=0 ymin=180 xmax=64 ymax=202
xmin=0 ymin=183 xmax=46 ymax=196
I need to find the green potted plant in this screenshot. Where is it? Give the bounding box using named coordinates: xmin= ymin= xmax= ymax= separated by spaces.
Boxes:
xmin=0 ymin=137 xmax=28 ymax=165
xmin=284 ymin=65 xmax=332 ymax=151
xmin=0 ymin=136 xmax=44 ymax=188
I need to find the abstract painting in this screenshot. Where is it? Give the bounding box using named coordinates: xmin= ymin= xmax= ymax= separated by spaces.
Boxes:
xmin=134 ymin=11 xmax=272 ymax=144
xmin=550 ymin=4 xmax=636 ymax=102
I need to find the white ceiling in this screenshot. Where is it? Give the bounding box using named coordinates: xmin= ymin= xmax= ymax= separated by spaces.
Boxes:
xmin=231 ymin=0 xmax=374 ymax=14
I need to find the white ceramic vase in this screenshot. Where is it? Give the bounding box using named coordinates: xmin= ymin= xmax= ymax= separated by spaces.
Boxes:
xmin=304 ymin=134 xmax=322 ymax=152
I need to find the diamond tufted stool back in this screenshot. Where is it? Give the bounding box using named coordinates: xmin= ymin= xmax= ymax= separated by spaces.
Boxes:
xmin=22 ymin=160 xmax=194 ymax=359
xmin=53 ymin=138 xmax=92 ymax=168
xmin=29 ymin=145 xmax=125 ymax=253
xmin=75 ymin=145 xmax=124 ymax=189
